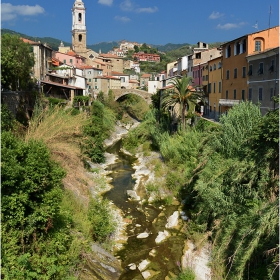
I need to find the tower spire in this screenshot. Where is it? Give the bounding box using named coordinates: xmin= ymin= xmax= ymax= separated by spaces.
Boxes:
xmin=71 ymin=0 xmax=87 ymax=53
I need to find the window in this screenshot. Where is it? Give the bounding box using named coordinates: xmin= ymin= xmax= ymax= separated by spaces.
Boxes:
xmin=70 ymin=59 xmax=73 ymax=64
xmin=234 ymin=42 xmax=240 ymax=55
xmin=206 ymin=75 xmax=208 ymax=81
xmin=234 ymin=68 xmax=237 ymax=78
xmin=78 ymin=34 xmax=82 ymax=42
xmin=208 ymin=83 xmax=212 ymax=93
xmin=242 ymin=66 xmax=246 ymax=78
xmin=241 ymin=90 xmax=245 ymax=100
xmin=88 ymin=78 xmax=91 ymax=82
xmin=258 ymin=88 xmax=263 ymax=100
xmin=210 ymin=66 xmax=212 ymax=72
xmin=255 ymin=40 xmax=261 ymax=51
xmin=213 ymin=82 xmax=216 ymax=93
xmin=218 ymin=62 xmax=222 ymax=69
xmin=95 ymin=78 xmax=97 ymax=82
xmin=88 ymin=71 xmax=91 ymax=74
xmin=226 ymin=45 xmax=231 ymax=58
xmin=226 ymin=90 xmax=229 ymax=99
xmin=213 ymin=64 xmax=216 ymax=70
xmin=233 ymin=89 xmax=236 ymax=99
xmin=270 ymin=88 xmax=274 ymax=100
xmin=248 ymin=65 xmax=253 ymax=76
xmin=226 ymin=70 xmax=230 ymax=79
xmin=88 ymin=86 xmax=91 ymax=89
xmin=63 ymin=59 xmax=66 ymax=64
xmin=269 ymin=60 xmax=275 ymax=72
xmin=258 ymin=62 xmax=264 ymax=75
xmin=241 ymin=39 xmax=247 ymax=53
xmin=218 ymin=81 xmax=222 ymax=93
xmin=78 ymin=13 xmax=82 ymax=21
xmin=248 ymin=88 xmax=252 ymax=100
xmin=95 ymin=85 xmax=98 ymax=89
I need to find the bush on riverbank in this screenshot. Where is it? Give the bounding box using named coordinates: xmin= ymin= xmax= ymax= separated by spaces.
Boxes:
xmin=172 ymin=268 xmax=195 ymax=280
xmin=2 ymin=101 xmax=122 ymax=278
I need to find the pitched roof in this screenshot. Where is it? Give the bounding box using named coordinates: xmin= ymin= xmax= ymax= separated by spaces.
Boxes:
xmin=112 ymin=71 xmax=128 ymax=76
xmin=99 ymin=53 xmax=119 ymax=58
xmin=21 ymin=37 xmax=37 ymax=44
xmin=141 ymin=73 xmax=151 ymax=78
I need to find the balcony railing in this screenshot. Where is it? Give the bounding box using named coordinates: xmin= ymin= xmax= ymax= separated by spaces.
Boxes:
xmin=219 ymin=99 xmax=240 ymax=106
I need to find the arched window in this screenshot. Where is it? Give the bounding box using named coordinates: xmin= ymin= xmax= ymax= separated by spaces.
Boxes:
xmin=78 ymin=13 xmax=82 ymax=22
xmin=209 ymin=66 xmax=212 ymax=72
xmin=213 ymin=64 xmax=216 ymax=70
xmin=78 ymin=34 xmax=82 ymax=42
xmin=218 ymin=62 xmax=222 ymax=69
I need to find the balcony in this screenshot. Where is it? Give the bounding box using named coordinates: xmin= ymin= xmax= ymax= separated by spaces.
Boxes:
xmin=219 ymin=99 xmax=240 ymax=106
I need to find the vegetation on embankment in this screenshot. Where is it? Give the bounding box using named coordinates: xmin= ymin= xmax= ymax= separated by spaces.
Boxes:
xmin=121 ymin=101 xmax=279 ymax=279
xmin=1 ymin=100 xmax=122 ymax=279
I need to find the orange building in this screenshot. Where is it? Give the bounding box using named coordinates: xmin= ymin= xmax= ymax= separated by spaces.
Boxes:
xmin=207 ymin=55 xmax=223 ymax=119
xmin=220 ymin=26 xmax=279 ymax=113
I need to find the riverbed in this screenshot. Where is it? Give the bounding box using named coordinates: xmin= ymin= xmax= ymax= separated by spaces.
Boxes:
xmin=103 ymin=139 xmax=186 ymax=280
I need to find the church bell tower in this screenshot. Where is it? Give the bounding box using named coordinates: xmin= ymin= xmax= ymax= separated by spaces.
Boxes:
xmin=72 ymin=0 xmax=87 ymax=54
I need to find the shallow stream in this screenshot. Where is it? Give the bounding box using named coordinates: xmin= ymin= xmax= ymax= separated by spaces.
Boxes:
xmin=103 ymin=140 xmax=186 ymax=280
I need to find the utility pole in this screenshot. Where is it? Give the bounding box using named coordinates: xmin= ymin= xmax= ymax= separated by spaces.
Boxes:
xmin=268 ymin=5 xmax=272 ymax=28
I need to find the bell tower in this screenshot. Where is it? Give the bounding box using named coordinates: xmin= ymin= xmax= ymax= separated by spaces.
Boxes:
xmin=72 ymin=0 xmax=87 ymax=54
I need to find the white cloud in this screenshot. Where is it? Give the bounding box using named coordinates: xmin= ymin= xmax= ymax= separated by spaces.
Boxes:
xmin=136 ymin=6 xmax=158 ymax=13
xmin=114 ymin=15 xmax=130 ymax=23
xmin=120 ymin=0 xmax=158 ymax=13
xmin=120 ymin=0 xmax=133 ymax=11
xmin=209 ymin=11 xmax=223 ymax=20
xmin=1 ymin=3 xmax=44 ymax=21
xmin=217 ymin=22 xmax=246 ymax=30
xmin=98 ymin=0 xmax=113 ymax=6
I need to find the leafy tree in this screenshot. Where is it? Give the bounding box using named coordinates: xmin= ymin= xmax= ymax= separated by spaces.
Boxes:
xmin=1 ymin=131 xmax=79 ymax=279
xmin=1 ymin=34 xmax=35 ymax=90
xmin=161 ymin=76 xmax=203 ymax=130
xmin=1 ymin=103 xmax=16 ymax=131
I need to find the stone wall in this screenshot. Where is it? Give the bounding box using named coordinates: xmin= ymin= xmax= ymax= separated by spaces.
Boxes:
xmin=1 ymin=91 xmax=37 ymax=118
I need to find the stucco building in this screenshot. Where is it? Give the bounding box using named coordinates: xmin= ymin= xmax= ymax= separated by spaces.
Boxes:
xmin=246 ymin=46 xmax=279 ymax=115
xmin=220 ymin=25 xmax=279 ymax=113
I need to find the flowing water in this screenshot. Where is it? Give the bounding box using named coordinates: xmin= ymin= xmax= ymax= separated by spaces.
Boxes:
xmin=104 ymin=141 xmax=186 ymax=280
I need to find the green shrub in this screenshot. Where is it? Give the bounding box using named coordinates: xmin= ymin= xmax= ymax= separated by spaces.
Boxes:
xmin=88 ymin=197 xmax=117 ymax=243
xmin=173 ymin=268 xmax=195 ymax=280
xmin=48 ymin=97 xmax=66 ymax=106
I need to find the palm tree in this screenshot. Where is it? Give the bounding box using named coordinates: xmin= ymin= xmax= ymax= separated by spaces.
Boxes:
xmin=161 ymin=76 xmax=203 ymax=130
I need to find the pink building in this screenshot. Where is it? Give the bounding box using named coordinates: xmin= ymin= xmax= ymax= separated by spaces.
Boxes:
xmin=55 ymin=51 xmax=86 ymax=67
xmin=192 ymin=64 xmax=203 ymax=86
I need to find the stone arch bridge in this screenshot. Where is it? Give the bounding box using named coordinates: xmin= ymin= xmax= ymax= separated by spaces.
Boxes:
xmin=112 ymin=88 xmax=152 ymax=105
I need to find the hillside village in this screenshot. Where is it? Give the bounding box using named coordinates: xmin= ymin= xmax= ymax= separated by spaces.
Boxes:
xmin=3 ymin=0 xmax=279 ymax=119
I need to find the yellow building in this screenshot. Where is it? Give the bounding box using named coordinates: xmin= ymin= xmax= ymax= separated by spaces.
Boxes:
xmin=207 ymin=56 xmax=223 ymax=119
xmin=220 ymin=25 xmax=279 ymax=113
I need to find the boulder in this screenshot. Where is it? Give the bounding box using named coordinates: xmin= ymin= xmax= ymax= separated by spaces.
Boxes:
xmin=138 ymin=259 xmax=150 ymax=271
xmin=127 ymin=190 xmax=140 ymax=201
xmin=137 ymin=232 xmax=149 ymax=239
xmin=155 ymin=230 xmax=169 ymax=244
xmin=165 ymin=211 xmax=179 ymax=228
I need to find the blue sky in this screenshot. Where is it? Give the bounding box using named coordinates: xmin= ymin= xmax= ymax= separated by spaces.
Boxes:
xmin=1 ymin=0 xmax=279 ymax=46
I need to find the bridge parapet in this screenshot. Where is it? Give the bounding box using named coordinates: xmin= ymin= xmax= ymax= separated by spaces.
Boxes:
xmin=112 ymin=88 xmax=152 ymax=104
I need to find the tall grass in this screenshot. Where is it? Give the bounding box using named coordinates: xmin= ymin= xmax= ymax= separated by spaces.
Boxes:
xmin=25 ymin=104 xmax=92 ymax=200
